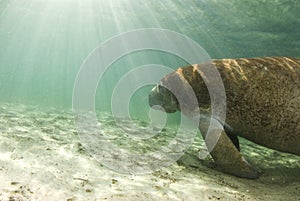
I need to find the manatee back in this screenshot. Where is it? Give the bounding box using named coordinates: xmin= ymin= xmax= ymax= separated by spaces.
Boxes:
xmin=213 ymin=57 xmax=300 ymax=155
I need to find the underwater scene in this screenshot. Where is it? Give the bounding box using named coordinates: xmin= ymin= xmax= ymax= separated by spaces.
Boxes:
xmin=0 ymin=0 xmax=299 ymax=200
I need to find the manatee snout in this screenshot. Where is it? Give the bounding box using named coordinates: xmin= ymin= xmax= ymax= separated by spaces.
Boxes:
xmin=148 ymin=85 xmax=179 ymax=113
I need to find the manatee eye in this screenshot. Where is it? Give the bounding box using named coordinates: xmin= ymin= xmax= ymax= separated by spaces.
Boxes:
xmin=158 ymin=85 xmax=179 ymax=106
xmin=149 ymin=84 xmax=179 ymax=113
xmin=158 ymin=85 xmax=170 ymax=96
xmin=157 ymin=85 xmax=163 ymax=93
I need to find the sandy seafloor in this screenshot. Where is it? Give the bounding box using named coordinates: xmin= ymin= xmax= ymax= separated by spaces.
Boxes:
xmin=0 ymin=103 xmax=299 ymax=201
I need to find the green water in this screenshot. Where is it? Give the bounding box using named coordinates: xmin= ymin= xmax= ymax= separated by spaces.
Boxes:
xmin=0 ymin=0 xmax=300 ymax=119
xmin=0 ymin=1 xmax=300 ymax=200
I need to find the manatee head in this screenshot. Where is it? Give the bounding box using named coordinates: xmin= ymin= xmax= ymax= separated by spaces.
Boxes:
xmin=148 ymin=67 xmax=207 ymax=118
xmin=148 ymin=84 xmax=179 ymax=113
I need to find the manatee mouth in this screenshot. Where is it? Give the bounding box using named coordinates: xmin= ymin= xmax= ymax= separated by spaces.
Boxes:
xmin=148 ymin=85 xmax=178 ymax=113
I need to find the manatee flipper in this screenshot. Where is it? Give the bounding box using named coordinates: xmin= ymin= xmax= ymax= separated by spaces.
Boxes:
xmin=224 ymin=124 xmax=240 ymax=151
xmin=199 ymin=117 xmax=259 ymax=179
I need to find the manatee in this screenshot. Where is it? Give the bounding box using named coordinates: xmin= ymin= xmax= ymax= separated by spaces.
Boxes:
xmin=148 ymin=57 xmax=300 ymax=179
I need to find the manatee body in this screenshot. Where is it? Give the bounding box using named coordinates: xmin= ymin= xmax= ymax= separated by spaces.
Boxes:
xmin=149 ymin=57 xmax=300 ymax=179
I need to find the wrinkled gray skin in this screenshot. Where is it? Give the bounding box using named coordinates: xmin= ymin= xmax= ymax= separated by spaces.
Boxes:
xmin=148 ymin=57 xmax=300 ymax=179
